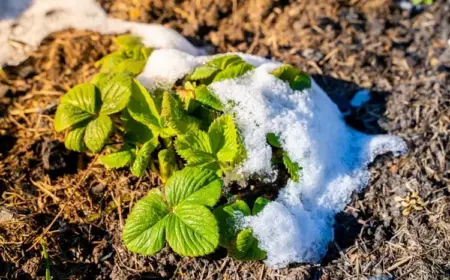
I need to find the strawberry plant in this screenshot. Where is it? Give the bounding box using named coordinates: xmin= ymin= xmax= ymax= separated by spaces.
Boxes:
xmin=53 ymin=35 xmax=311 ymax=261
xmin=214 ymin=197 xmax=270 ymax=260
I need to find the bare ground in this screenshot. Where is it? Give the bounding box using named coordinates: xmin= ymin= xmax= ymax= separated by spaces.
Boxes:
xmin=0 ymin=0 xmax=449 ymax=279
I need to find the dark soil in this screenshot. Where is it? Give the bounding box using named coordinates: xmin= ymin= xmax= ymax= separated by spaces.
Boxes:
xmin=1 ymin=0 xmax=449 ymax=279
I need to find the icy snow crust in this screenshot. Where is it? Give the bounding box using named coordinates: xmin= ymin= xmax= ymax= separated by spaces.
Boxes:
xmin=2 ymin=0 xmax=407 ymax=268
xmin=0 ymin=0 xmax=201 ymax=66
xmin=139 ymin=51 xmax=407 ymax=268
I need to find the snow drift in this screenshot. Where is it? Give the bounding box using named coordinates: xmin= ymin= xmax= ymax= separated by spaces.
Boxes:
xmin=139 ymin=50 xmax=407 ymax=268
xmin=0 ymin=0 xmax=202 ymax=66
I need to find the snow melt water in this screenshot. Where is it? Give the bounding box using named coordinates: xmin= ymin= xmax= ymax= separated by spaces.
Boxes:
xmin=1 ymin=0 xmax=407 ymax=268
xmin=139 ymin=51 xmax=407 ymax=268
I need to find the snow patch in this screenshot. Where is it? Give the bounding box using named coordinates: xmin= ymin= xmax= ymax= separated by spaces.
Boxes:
xmin=138 ymin=49 xmax=201 ymax=89
xmin=138 ymin=50 xmax=407 ymax=268
xmin=0 ymin=0 xmax=201 ymax=66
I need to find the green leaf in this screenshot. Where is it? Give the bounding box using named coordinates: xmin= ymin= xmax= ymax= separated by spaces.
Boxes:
xmin=115 ymin=34 xmax=144 ymax=50
xmin=99 ymin=149 xmax=134 ymax=169
xmin=127 ymin=79 xmax=160 ymax=128
xmin=141 ymin=47 xmax=153 ymax=60
xmin=189 ymin=66 xmax=219 ymax=80
xmin=266 ymin=133 xmax=282 ymax=148
xmin=54 ymin=83 xmax=100 ymax=132
xmin=213 ymin=63 xmax=255 ymax=83
xmin=123 ymin=189 xmax=168 ymax=255
xmin=96 ymin=51 xmax=127 ymax=73
xmin=175 ymin=130 xmax=216 ymax=166
xmin=283 ymin=151 xmax=301 ymax=182
xmin=123 ymin=167 xmax=222 ymax=257
xmin=121 ymin=110 xmax=154 ymax=144
xmin=54 ymin=103 xmax=93 ymax=132
xmin=64 ymin=123 xmax=87 ymax=152
xmin=60 ymin=83 xmax=100 ymax=114
xmin=165 ymin=167 xmax=222 ymax=207
xmin=252 ymin=197 xmax=270 ymax=215
xmin=195 ymin=85 xmax=224 ymax=111
xmin=161 ymin=92 xmax=201 ymax=135
xmin=209 ymin=115 xmax=239 ymax=162
xmin=83 ymin=115 xmax=113 ymax=153
xmin=99 ymin=73 xmax=133 ymax=115
xmin=291 ymin=74 xmax=311 ymax=91
xmin=271 ymin=65 xmax=311 ymax=91
xmin=166 ymin=203 xmax=219 ymax=256
xmin=158 ymin=149 xmax=178 ymax=183
xmin=271 ymin=65 xmax=300 ymax=82
xmin=213 ymin=200 xmax=251 ymax=247
xmin=91 ymin=72 xmax=109 ymax=86
xmin=232 ymin=134 xmax=247 ymax=167
xmin=207 ymin=55 xmax=244 ymax=70
xmin=229 ymin=229 xmax=266 ymax=261
xmin=175 ymin=115 xmax=240 ymax=171
xmin=112 ymin=59 xmax=147 ymax=76
xmin=130 ymin=139 xmax=158 ymax=177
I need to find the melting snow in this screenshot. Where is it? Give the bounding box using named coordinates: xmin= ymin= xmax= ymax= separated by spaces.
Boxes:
xmin=138 ymin=51 xmax=407 ymax=268
xmin=2 ymin=0 xmax=407 ymax=268
xmin=0 ymin=0 xmax=201 ymax=66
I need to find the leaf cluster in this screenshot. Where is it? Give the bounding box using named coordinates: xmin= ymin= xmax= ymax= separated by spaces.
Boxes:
xmin=95 ymin=34 xmax=152 ymax=76
xmin=54 ymin=39 xmax=310 ymax=261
